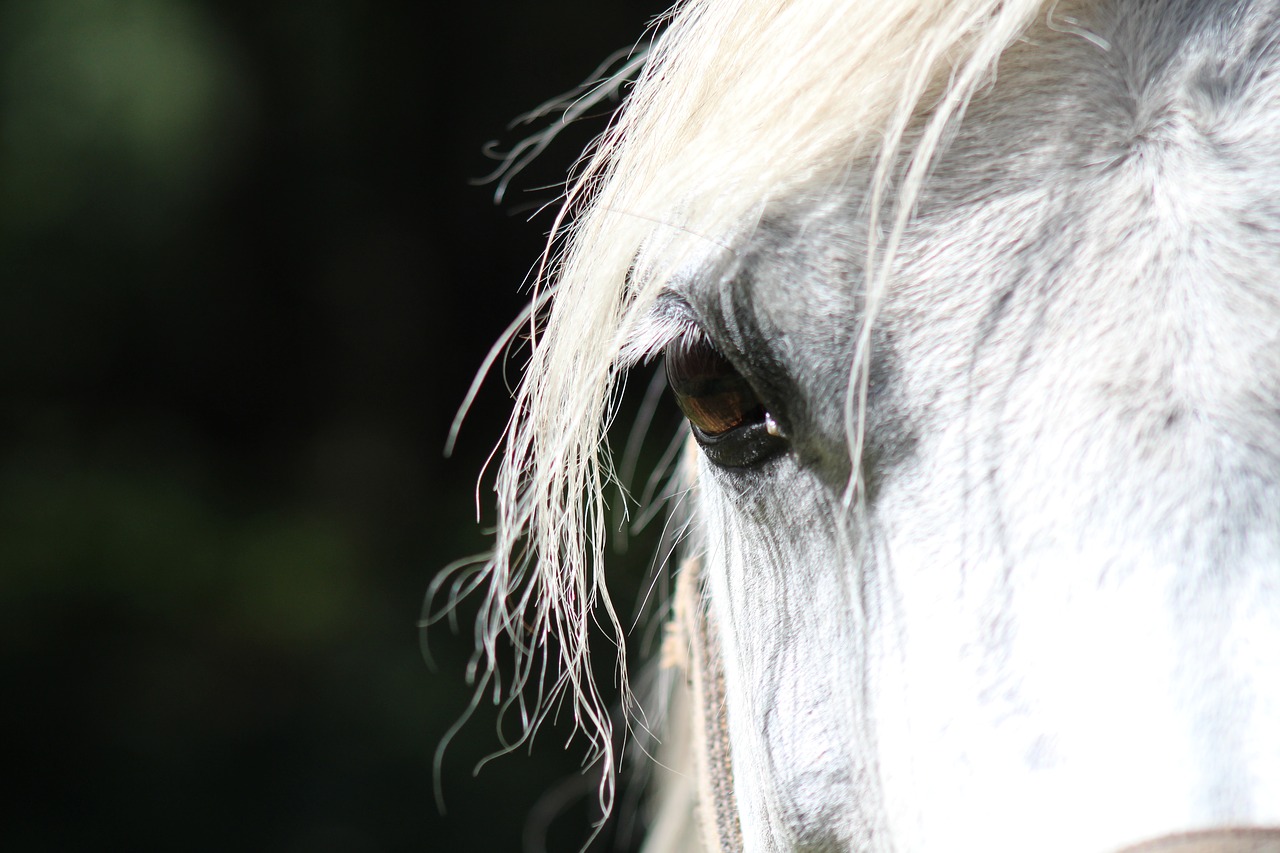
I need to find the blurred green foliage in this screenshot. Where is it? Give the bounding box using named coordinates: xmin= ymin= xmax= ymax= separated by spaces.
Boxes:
xmin=0 ymin=0 xmax=248 ymax=238
xmin=0 ymin=1 xmax=671 ymax=850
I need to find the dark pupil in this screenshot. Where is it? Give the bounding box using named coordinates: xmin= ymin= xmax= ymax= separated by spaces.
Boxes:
xmin=665 ymin=339 xmax=765 ymax=437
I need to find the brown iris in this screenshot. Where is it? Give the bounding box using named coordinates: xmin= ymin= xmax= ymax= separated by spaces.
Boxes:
xmin=665 ymin=336 xmax=767 ymax=438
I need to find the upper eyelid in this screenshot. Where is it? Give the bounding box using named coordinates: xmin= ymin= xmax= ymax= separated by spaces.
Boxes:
xmin=617 ymin=290 xmax=708 ymax=368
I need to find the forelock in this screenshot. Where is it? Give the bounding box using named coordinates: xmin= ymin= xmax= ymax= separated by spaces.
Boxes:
xmin=474 ymin=0 xmax=1054 ymax=819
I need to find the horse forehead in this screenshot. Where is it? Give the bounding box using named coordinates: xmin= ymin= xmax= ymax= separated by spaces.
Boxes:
xmin=895 ymin=4 xmax=1280 ymax=358
xmin=697 ymin=0 xmax=1280 ymax=354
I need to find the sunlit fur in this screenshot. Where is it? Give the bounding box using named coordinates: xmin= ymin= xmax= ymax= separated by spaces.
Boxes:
xmin=468 ymin=0 xmax=1280 ymax=850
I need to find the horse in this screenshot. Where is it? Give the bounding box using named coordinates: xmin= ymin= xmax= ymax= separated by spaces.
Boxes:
xmin=451 ymin=0 xmax=1280 ymax=849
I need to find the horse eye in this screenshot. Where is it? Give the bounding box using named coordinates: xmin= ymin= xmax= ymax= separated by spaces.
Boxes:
xmin=665 ymin=336 xmax=786 ymax=468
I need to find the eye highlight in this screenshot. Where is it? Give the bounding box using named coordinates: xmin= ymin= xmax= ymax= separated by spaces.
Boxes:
xmin=665 ymin=333 xmax=787 ymax=468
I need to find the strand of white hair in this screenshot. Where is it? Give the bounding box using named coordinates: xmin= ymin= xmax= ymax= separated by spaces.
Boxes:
xmin=462 ymin=0 xmax=1053 ymax=823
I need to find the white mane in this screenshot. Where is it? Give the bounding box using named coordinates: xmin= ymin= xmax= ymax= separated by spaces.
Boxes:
xmin=472 ymin=0 xmax=1051 ymax=817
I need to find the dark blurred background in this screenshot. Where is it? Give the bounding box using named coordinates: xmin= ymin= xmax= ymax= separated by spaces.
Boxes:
xmin=1 ymin=1 xmax=674 ymax=850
